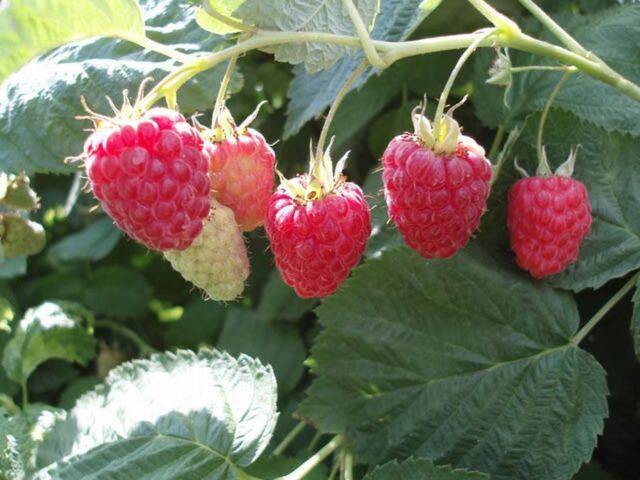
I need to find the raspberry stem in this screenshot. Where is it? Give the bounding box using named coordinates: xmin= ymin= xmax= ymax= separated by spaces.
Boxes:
xmin=536 ymin=68 xmax=576 ymax=169
xmin=433 ymin=29 xmax=496 ymax=128
xmin=315 ymin=61 xmax=367 ymax=164
xmin=212 ymin=52 xmax=239 ymax=125
xmin=272 ymin=421 xmax=308 ymax=456
xmin=341 ymin=0 xmax=387 ymax=69
xmin=276 ymin=436 xmax=344 ymax=480
xmin=572 ymin=272 xmax=640 ymax=346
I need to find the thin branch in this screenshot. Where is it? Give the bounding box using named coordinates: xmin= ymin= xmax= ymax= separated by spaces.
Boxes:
xmin=536 ymin=68 xmax=576 ymax=163
xmin=316 ymin=61 xmax=368 ymax=161
xmin=517 ymin=0 xmax=589 ymax=57
xmin=341 ymin=0 xmax=386 ymax=69
xmin=572 ymin=272 xmax=640 ymax=346
xmin=277 ymin=436 xmax=343 ymax=480
xmin=122 ymin=34 xmax=192 ymax=64
xmin=273 ymin=421 xmax=308 ymax=456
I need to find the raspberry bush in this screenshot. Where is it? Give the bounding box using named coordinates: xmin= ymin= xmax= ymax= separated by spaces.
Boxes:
xmin=1 ymin=0 xmax=640 ymax=479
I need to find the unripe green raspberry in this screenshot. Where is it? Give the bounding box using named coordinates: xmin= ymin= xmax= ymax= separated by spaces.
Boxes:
xmin=164 ymin=199 xmax=250 ymax=301
xmin=1 ymin=215 xmax=46 ymax=257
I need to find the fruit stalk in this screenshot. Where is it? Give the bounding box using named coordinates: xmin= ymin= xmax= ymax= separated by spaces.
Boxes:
xmin=276 ymin=436 xmax=343 ymax=480
xmin=572 ymin=272 xmax=640 ymax=346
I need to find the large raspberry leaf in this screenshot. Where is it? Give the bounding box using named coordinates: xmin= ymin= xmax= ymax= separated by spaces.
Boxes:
xmin=34 ymin=349 xmax=278 ymax=480
xmin=0 ymin=0 xmax=144 ymax=83
xmin=364 ymin=459 xmax=488 ymax=480
xmin=301 ymin=246 xmax=608 ymax=480
xmin=46 ymin=217 xmax=120 ymax=268
xmin=2 ymin=301 xmax=96 ymax=385
xmin=472 ymin=4 xmax=640 ymax=137
xmin=0 ymin=0 xmax=239 ymax=175
xmin=284 ymin=0 xmax=425 ymax=137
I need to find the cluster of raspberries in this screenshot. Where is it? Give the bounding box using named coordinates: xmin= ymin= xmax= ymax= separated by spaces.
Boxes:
xmin=84 ymin=101 xmax=590 ymax=300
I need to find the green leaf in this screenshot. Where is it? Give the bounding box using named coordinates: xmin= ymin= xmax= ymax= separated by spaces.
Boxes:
xmin=0 ymin=408 xmax=31 ymax=480
xmin=364 ymin=458 xmax=488 ymax=480
xmin=0 ymin=0 xmax=144 ymax=84
xmin=47 ymin=217 xmax=120 ymax=267
xmin=196 ymin=0 xmax=246 ymax=35
xmin=632 ymin=278 xmax=640 ymax=360
xmin=257 ymin=270 xmax=316 ymax=322
xmin=164 ymin=298 xmax=227 ymax=349
xmin=234 ymin=0 xmax=380 ymax=73
xmin=301 ymin=246 xmax=608 ymax=480
xmin=2 ymin=302 xmax=96 ymax=384
xmin=218 ymin=309 xmax=306 ymax=394
xmin=473 ymin=5 xmax=640 ymax=136
xmin=0 ymin=0 xmax=236 ymax=175
xmin=284 ymin=0 xmax=425 ymax=137
xmin=36 ymin=349 xmax=278 ymax=479
xmin=362 ymin=170 xmax=403 ymax=259
xmin=83 ymin=266 xmax=152 ymax=318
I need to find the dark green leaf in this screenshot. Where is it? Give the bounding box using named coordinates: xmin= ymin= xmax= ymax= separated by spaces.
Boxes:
xmin=2 ymin=302 xmax=96 ymax=384
xmin=83 ymin=266 xmax=152 ymax=318
xmin=218 ymin=309 xmax=306 ymax=394
xmin=164 ymin=298 xmax=227 ymax=349
xmin=36 ymin=349 xmax=278 ymax=480
xmin=362 ymin=170 xmax=403 ymax=259
xmin=364 ymin=458 xmax=488 ymax=480
xmin=47 ymin=218 xmax=120 ymax=267
xmin=301 ymin=246 xmax=608 ymax=480
xmin=58 ymin=377 xmax=102 ymax=410
xmin=257 ymin=270 xmax=316 ymax=322
xmin=0 ymin=0 xmax=144 ymax=83
xmin=0 ymin=257 xmax=26 ymax=280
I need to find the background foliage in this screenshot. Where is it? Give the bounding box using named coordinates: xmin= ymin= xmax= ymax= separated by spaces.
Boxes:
xmin=1 ymin=0 xmax=639 ymax=479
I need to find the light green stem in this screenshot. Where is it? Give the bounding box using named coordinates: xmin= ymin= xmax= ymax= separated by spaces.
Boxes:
xmin=488 ymin=125 xmax=506 ymax=161
xmin=572 ymin=273 xmax=640 ymax=346
xmin=122 ymin=34 xmax=192 ymax=64
xmin=465 ymin=0 xmax=521 ymax=35
xmin=517 ymin=0 xmax=589 ymax=57
xmin=343 ymin=453 xmax=354 ymax=480
xmin=510 ymin=65 xmax=570 ymax=73
xmin=434 ymin=29 xmax=496 ymax=125
xmin=95 ymin=320 xmax=157 ymax=355
xmin=277 ymin=436 xmax=343 ymax=480
xmin=273 ymin=421 xmax=308 ymax=456
xmin=201 ymin=1 xmax=254 ymax=33
xmin=315 ymin=61 xmax=367 ymax=161
xmin=536 ymin=68 xmax=575 ymax=164
xmin=341 ymin=0 xmax=386 ymax=69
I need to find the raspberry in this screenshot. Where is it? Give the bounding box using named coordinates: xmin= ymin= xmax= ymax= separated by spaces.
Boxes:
xmin=266 ymin=146 xmax=371 ymax=298
xmin=382 ymin=109 xmax=492 ymax=259
xmin=204 ymin=128 xmax=275 ymax=231
xmin=164 ymin=198 xmax=250 ymax=301
xmin=84 ymin=106 xmax=211 ymax=251
xmin=508 ymin=153 xmax=591 ymax=278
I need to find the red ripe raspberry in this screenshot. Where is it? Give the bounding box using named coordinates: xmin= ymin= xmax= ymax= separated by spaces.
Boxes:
xmin=84 ymin=107 xmax=211 ymax=251
xmin=382 ymin=111 xmax=492 ymax=259
xmin=204 ymin=128 xmax=275 ymax=231
xmin=508 ymin=173 xmax=591 ymax=279
xmin=266 ymin=145 xmax=371 ymax=298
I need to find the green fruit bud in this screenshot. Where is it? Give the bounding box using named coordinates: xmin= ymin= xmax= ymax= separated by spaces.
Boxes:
xmin=1 ymin=174 xmax=39 ymax=211
xmin=1 ymin=215 xmax=46 ymax=257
